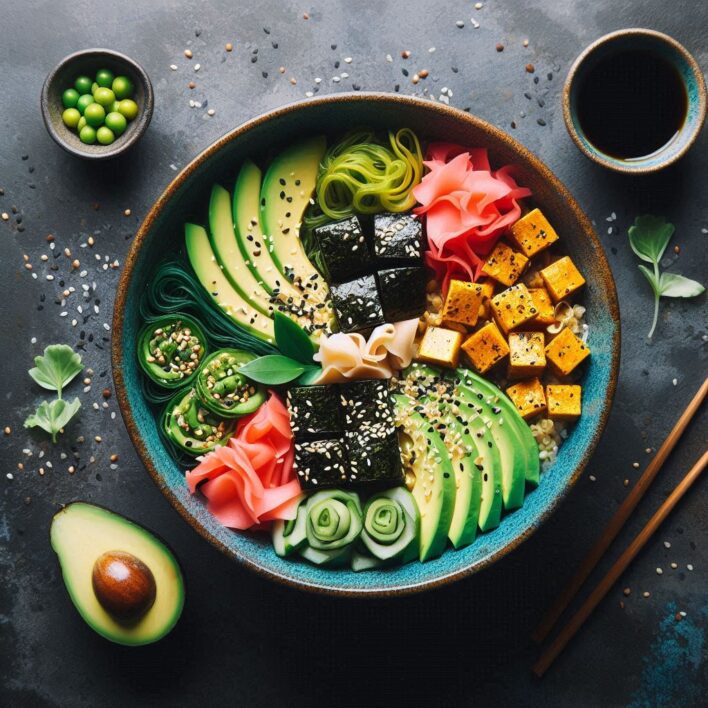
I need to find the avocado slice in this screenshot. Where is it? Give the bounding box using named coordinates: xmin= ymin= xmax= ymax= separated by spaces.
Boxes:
xmin=453 ymin=368 xmax=540 ymax=488
xmin=208 ymin=184 xmax=274 ymax=317
xmin=393 ymin=393 xmax=455 ymax=561
xmin=185 ymin=222 xmax=275 ymax=343
xmin=233 ymin=161 xmax=333 ymax=336
xmin=259 ymin=137 xmax=329 ymax=303
xmin=50 ymin=502 xmax=184 ymax=646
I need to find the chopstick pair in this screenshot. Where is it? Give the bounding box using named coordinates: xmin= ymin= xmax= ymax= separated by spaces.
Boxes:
xmin=532 ymin=378 xmax=708 ymax=677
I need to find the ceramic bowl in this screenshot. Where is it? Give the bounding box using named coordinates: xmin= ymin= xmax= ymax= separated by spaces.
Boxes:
xmin=563 ymin=29 xmax=707 ymax=174
xmin=41 ymin=48 xmax=154 ymax=160
xmin=112 ymin=94 xmax=620 ymax=596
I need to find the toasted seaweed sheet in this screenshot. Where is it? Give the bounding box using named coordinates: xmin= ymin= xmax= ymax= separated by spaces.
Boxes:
xmin=330 ymin=275 xmax=385 ymax=334
xmin=287 ymin=384 xmax=344 ymax=439
xmin=373 ymin=213 xmax=424 ymax=265
xmin=377 ymin=266 xmax=427 ymax=322
xmin=314 ymin=216 xmax=371 ymax=283
xmin=293 ymin=438 xmax=349 ymax=489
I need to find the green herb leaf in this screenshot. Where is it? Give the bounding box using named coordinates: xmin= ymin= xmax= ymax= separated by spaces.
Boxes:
xmin=239 ymin=355 xmax=305 ymax=385
xmin=295 ymin=365 xmax=323 ymax=385
xmin=628 ymin=215 xmax=674 ymax=264
xmin=273 ymin=312 xmax=316 ymax=364
xmin=637 ymin=264 xmax=661 ymax=297
xmin=659 ymin=273 xmax=705 ymax=298
xmin=24 ymin=397 xmax=81 ymax=443
xmin=28 ymin=344 xmax=83 ymax=397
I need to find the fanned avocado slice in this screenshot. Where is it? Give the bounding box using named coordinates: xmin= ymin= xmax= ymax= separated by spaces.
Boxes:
xmin=185 ymin=223 xmax=275 ymax=342
xmin=208 ymin=184 xmax=274 ymax=318
xmin=50 ymin=502 xmax=184 ymax=646
xmin=259 ymin=137 xmax=329 ymax=303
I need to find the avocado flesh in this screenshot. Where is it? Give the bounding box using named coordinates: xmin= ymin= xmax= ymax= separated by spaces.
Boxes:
xmin=185 ymin=222 xmax=275 ymax=343
xmin=453 ymin=368 xmax=540 ymax=488
xmin=208 ymin=184 xmax=274 ymax=317
xmin=259 ymin=136 xmax=329 ymax=303
xmin=50 ymin=503 xmax=184 ymax=647
xmin=233 ymin=161 xmax=333 ymax=335
xmin=393 ymin=394 xmax=455 ymax=561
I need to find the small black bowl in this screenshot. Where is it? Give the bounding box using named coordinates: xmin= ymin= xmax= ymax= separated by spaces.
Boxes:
xmin=41 ymin=48 xmax=154 ymax=160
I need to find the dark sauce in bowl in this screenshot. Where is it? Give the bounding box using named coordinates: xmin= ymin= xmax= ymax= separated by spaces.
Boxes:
xmin=577 ymin=50 xmax=687 ymax=160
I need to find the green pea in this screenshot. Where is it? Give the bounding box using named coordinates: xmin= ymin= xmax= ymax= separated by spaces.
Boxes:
xmin=95 ymin=69 xmax=115 ymax=88
xmin=62 ymin=88 xmax=79 ymax=108
xmin=77 ymin=116 xmax=87 ymax=130
xmin=76 ymin=94 xmax=94 ymax=114
xmin=79 ymin=125 xmax=97 ymax=144
xmin=84 ymin=102 xmax=106 ymax=127
xmin=117 ymin=99 xmax=139 ymax=121
xmin=96 ymin=126 xmax=115 ymax=145
xmin=93 ymin=87 xmax=115 ymax=107
xmin=74 ymin=75 xmax=93 ymax=94
xmin=111 ymin=75 xmax=133 ymax=100
xmin=105 ymin=111 xmax=127 ymax=135
xmin=91 ymin=82 xmax=100 ymax=95
xmin=62 ymin=108 xmax=81 ymax=129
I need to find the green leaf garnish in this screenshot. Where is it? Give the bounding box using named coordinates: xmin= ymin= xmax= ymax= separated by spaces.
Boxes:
xmin=24 ymin=397 xmax=81 ymax=443
xmin=273 ymin=312 xmax=316 ymax=365
xmin=28 ymin=344 xmax=83 ymax=397
xmin=239 ymin=355 xmax=305 ymax=385
xmin=295 ymin=365 xmax=323 ymax=385
xmin=627 ymin=215 xmax=704 ymax=338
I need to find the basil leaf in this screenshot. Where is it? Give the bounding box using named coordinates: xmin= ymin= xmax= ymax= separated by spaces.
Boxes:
xmin=296 ymin=365 xmax=323 ymax=385
xmin=24 ymin=397 xmax=81 ymax=443
xmin=659 ymin=273 xmax=705 ymax=298
xmin=28 ymin=344 xmax=83 ymax=396
xmin=628 ymin=215 xmax=674 ymax=265
xmin=273 ymin=312 xmax=316 ymax=365
xmin=637 ymin=264 xmax=661 ymax=297
xmin=239 ymin=355 xmax=305 ymax=385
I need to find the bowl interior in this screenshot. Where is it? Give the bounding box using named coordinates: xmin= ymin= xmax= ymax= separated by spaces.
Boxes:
xmin=42 ymin=49 xmax=153 ymax=159
xmin=566 ymin=30 xmax=706 ymax=172
xmin=113 ymin=95 xmax=619 ymax=595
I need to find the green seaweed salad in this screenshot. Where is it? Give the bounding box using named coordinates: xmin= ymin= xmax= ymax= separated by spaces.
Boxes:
xmin=136 ymin=127 xmax=555 ymax=572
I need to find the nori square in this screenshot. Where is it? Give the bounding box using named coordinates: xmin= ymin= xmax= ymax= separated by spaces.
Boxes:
xmin=373 ymin=212 xmax=425 ymax=265
xmin=286 ymin=385 xmax=344 ymax=439
xmin=339 ymin=379 xmax=395 ymax=431
xmin=330 ymin=274 xmax=385 ymax=333
xmin=345 ymin=428 xmax=403 ymax=486
xmin=377 ymin=266 xmax=427 ymax=322
xmin=293 ymin=438 xmax=349 ymax=489
xmin=314 ymin=215 xmax=370 ymax=283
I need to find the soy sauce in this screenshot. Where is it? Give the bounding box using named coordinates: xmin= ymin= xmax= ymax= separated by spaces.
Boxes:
xmin=577 ymin=50 xmax=687 ymax=160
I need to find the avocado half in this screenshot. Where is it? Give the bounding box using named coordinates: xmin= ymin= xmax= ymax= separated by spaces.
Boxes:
xmin=50 ymin=502 xmax=185 ymax=646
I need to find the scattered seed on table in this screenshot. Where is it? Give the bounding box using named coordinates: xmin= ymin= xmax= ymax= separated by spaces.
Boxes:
xmin=1 ymin=213 xmax=8 ymax=221
xmin=643 ymin=591 xmax=651 ymax=598
xmin=303 ymin=12 xmax=309 ymax=19
xmin=664 ymin=541 xmax=671 ymax=548
xmin=589 ymin=475 xmax=596 ymax=482
xmin=623 ymin=587 xmax=631 ymax=596
xmin=401 ymin=50 xmax=411 ymax=59
xmin=475 ymin=1 xmax=483 ymax=8
xmin=671 ymin=562 xmax=678 ymax=569
xmin=526 ymin=63 xmax=535 ymax=73
xmin=687 ymin=564 xmax=694 ymax=571
xmin=456 ymin=20 xmax=465 ymax=28
xmin=344 ymin=57 xmax=352 ymax=63
xmin=3 ymin=427 xmax=10 ymax=435
xmin=656 ymin=567 xmax=663 ymax=575
xmin=632 ymin=462 xmax=640 ymax=468
xmin=419 ymin=69 xmax=429 ymax=78
xmin=71 ymin=259 xmax=80 ymax=269
xmin=194 ymin=63 xmax=201 ymax=72
xmin=110 ymin=454 xmax=119 ymax=463
xmin=537 ymin=118 xmax=546 ymax=126
xmin=184 ymin=49 xmax=193 ymax=58
xmin=496 ymin=43 xmax=504 ymax=52
xmin=188 ymin=81 xmax=196 ymax=89
xmin=225 ymin=42 xmax=233 ymax=52
xmin=290 ymin=77 xmax=297 ymax=85
xmin=471 ymin=18 xmax=480 ymax=29
xmin=207 ymin=108 xmax=215 ymax=116
xmin=124 ymin=209 xmax=131 ymax=216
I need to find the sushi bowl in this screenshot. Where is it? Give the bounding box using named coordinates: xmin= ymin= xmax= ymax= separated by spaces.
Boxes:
xmin=112 ymin=93 xmax=620 ymax=596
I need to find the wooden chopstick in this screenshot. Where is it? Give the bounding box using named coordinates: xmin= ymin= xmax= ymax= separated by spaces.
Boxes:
xmin=533 ymin=448 xmax=708 ymax=677
xmin=532 ymin=378 xmax=708 ymax=644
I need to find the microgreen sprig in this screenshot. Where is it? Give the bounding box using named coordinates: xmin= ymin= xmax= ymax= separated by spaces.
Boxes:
xmin=628 ymin=215 xmax=704 ymax=338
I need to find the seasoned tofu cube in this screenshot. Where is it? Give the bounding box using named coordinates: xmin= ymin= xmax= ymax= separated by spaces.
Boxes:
xmin=490 ymin=283 xmax=537 ymax=333
xmin=481 ymin=241 xmax=529 ymax=286
xmin=508 ymin=331 xmax=546 ymax=378
xmin=505 ymin=378 xmax=547 ymax=420
xmin=417 ymin=326 xmax=463 ymax=368
xmin=546 ymin=385 xmax=582 ymax=420
xmin=528 ymin=287 xmax=556 ymax=327
xmin=545 ymin=327 xmax=590 ymax=376
xmin=441 ymin=279 xmax=493 ymax=327
xmin=540 ymin=256 xmax=586 ymax=302
xmin=461 ymin=321 xmax=510 ymax=373
xmin=509 ymin=208 xmax=560 ymax=257
xmin=477 ymin=280 xmax=496 ymax=319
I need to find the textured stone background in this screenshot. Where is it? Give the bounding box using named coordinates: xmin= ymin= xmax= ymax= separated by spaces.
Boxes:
xmin=1 ymin=1 xmax=706 ymax=706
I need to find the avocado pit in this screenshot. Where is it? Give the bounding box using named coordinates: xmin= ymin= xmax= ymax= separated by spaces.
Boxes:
xmin=92 ymin=550 xmax=156 ymax=622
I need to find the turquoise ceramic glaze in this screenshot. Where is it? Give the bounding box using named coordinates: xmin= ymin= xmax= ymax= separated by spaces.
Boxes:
xmin=564 ymin=29 xmax=706 ymax=174
xmin=113 ymin=94 xmax=620 ymax=595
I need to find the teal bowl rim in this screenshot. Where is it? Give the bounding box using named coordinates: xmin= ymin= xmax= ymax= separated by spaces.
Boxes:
xmin=112 ymin=93 xmax=620 ymax=596
xmin=562 ymin=28 xmax=707 ymax=174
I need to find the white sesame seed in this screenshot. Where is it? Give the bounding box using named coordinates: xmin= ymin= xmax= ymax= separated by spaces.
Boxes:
xmin=170 ymin=64 xmax=178 ymax=71
xmin=656 ymin=567 xmax=663 ymax=575
xmin=687 ymin=564 xmax=694 ymax=571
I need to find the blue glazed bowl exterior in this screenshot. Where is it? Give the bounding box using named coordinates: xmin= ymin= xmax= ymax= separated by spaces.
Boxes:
xmin=112 ymin=94 xmax=620 ymax=596
xmin=564 ymin=29 xmax=707 ymax=173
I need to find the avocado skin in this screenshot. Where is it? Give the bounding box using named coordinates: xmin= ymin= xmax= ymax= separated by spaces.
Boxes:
xmin=50 ymin=502 xmax=185 ymax=647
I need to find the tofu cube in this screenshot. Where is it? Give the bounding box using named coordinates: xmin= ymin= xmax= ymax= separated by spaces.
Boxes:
xmin=490 ymin=283 xmax=537 ymax=333
xmin=417 ymin=326 xmax=463 ymax=368
xmin=461 ymin=321 xmax=510 ymax=373
xmin=481 ymin=241 xmax=529 ymax=286
xmin=546 ymin=385 xmax=582 ymax=420
xmin=508 ymin=331 xmax=546 ymax=378
xmin=545 ymin=327 xmax=591 ymax=376
xmin=505 ymin=378 xmax=547 ymax=420
xmin=509 ymin=208 xmax=560 ymax=257
xmin=528 ymin=287 xmax=556 ymax=327
xmin=441 ymin=279 xmax=493 ymax=328
xmin=540 ymin=256 xmax=586 ymax=302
